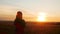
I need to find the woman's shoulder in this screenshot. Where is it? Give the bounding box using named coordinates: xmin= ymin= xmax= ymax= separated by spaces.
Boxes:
xmin=21 ymin=19 xmax=25 ymax=22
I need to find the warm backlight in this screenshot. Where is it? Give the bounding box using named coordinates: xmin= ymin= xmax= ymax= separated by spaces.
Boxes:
xmin=37 ymin=12 xmax=46 ymax=22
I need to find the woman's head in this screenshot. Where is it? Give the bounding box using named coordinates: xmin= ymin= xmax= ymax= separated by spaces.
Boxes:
xmin=16 ymin=11 xmax=23 ymax=19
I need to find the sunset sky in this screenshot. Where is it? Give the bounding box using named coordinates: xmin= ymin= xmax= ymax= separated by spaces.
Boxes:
xmin=0 ymin=0 xmax=60 ymax=22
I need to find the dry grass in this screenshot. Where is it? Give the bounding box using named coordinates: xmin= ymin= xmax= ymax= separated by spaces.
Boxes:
xmin=0 ymin=21 xmax=60 ymax=34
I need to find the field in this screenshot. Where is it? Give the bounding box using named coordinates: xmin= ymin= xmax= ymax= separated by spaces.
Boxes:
xmin=0 ymin=21 xmax=60 ymax=34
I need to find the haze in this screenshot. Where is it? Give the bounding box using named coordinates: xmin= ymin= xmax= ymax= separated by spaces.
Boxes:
xmin=0 ymin=0 xmax=60 ymax=22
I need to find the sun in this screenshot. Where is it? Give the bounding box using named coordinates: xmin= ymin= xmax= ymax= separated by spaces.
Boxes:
xmin=37 ymin=16 xmax=45 ymax=21
xmin=37 ymin=12 xmax=46 ymax=22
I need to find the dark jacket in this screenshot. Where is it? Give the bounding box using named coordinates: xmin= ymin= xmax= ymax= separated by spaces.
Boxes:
xmin=14 ymin=18 xmax=26 ymax=28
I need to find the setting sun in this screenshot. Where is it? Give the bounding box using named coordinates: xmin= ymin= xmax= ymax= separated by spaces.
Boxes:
xmin=37 ymin=12 xmax=46 ymax=22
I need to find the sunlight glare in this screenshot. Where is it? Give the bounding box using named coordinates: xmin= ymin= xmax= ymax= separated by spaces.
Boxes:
xmin=37 ymin=12 xmax=46 ymax=22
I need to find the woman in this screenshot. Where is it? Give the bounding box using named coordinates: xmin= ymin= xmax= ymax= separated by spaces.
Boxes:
xmin=14 ymin=11 xmax=26 ymax=34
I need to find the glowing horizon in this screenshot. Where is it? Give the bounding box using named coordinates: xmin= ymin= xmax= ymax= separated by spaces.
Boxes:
xmin=37 ymin=12 xmax=47 ymax=22
xmin=0 ymin=0 xmax=60 ymax=22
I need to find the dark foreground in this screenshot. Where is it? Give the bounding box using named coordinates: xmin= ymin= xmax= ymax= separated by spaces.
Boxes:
xmin=0 ymin=21 xmax=60 ymax=34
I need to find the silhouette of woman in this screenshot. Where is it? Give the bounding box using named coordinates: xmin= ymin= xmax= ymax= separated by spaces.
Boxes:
xmin=14 ymin=11 xmax=26 ymax=34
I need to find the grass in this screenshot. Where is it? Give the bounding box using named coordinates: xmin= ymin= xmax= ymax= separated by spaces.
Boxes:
xmin=0 ymin=21 xmax=60 ymax=34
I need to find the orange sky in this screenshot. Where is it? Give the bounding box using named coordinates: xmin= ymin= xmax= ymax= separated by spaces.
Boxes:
xmin=0 ymin=0 xmax=60 ymax=22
